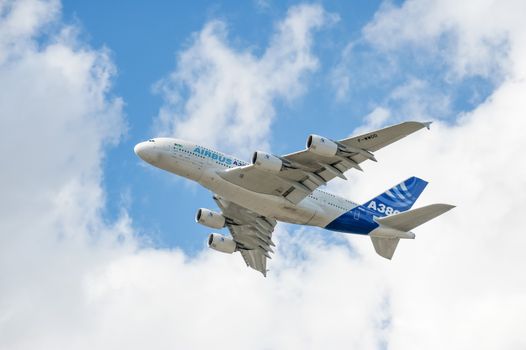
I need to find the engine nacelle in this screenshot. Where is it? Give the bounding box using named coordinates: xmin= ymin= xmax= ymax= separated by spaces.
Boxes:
xmin=208 ymin=233 xmax=236 ymax=254
xmin=195 ymin=208 xmax=225 ymax=229
xmin=251 ymin=151 xmax=282 ymax=172
xmin=306 ymin=134 xmax=338 ymax=157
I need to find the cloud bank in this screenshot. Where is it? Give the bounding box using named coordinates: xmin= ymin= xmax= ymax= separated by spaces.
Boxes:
xmin=337 ymin=1 xmax=526 ymax=348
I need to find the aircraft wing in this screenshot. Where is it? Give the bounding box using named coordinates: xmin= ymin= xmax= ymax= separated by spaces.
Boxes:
xmin=217 ymin=121 xmax=430 ymax=204
xmin=213 ymin=195 xmax=276 ymax=276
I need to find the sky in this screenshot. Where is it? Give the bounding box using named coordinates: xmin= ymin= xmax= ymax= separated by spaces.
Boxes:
xmin=1 ymin=0 xmax=525 ymax=349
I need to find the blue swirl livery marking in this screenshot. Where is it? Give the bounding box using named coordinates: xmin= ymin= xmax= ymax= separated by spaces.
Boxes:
xmin=325 ymin=177 xmax=428 ymax=234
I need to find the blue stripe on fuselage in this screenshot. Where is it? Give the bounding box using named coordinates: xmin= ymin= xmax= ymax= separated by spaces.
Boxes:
xmin=325 ymin=206 xmax=379 ymax=235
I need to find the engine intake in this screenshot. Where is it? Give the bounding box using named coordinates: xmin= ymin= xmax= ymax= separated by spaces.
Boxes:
xmin=208 ymin=233 xmax=236 ymax=254
xmin=306 ymin=134 xmax=338 ymax=157
xmin=251 ymin=151 xmax=282 ymax=172
xmin=195 ymin=208 xmax=225 ymax=229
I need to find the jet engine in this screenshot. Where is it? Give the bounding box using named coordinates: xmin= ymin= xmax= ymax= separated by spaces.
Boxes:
xmin=251 ymin=151 xmax=282 ymax=172
xmin=195 ymin=208 xmax=225 ymax=229
xmin=208 ymin=233 xmax=236 ymax=254
xmin=306 ymin=134 xmax=338 ymax=157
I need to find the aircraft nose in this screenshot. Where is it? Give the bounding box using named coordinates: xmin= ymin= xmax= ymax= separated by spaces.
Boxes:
xmin=134 ymin=141 xmax=158 ymax=163
xmin=134 ymin=142 xmax=145 ymax=157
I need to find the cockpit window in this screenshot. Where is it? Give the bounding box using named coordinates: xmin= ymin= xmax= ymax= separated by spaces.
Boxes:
xmin=148 ymin=139 xmax=155 ymax=142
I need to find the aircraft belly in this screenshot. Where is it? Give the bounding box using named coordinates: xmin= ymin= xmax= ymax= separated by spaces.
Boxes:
xmin=158 ymin=151 xmax=203 ymax=182
xmin=307 ymin=204 xmax=343 ymax=228
xmin=275 ymin=201 xmax=318 ymax=225
xmin=200 ymin=170 xmax=317 ymax=224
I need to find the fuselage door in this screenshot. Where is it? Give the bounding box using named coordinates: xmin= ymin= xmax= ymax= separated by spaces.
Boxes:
xmin=353 ymin=209 xmax=360 ymax=221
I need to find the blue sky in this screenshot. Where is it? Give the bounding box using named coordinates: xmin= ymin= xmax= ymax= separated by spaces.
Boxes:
xmin=60 ymin=0 xmax=381 ymax=251
xmin=60 ymin=0 xmax=492 ymax=253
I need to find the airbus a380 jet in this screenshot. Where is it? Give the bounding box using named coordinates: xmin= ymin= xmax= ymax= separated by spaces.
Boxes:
xmin=134 ymin=121 xmax=454 ymax=276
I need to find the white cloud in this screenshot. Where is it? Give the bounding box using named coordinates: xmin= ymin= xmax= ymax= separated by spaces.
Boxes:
xmin=254 ymin=0 xmax=271 ymax=11
xmin=335 ymin=76 xmax=451 ymax=131
xmin=0 ymin=0 xmax=60 ymax=64
xmin=387 ymin=78 xmax=451 ymax=120
xmin=330 ymin=42 xmax=353 ymax=100
xmin=2 ymin=1 xmax=526 ymax=350
xmin=0 ymin=0 xmax=132 ymax=347
xmin=362 ymin=0 xmax=524 ymax=80
xmin=77 ymin=227 xmax=392 ymax=350
xmin=333 ymin=1 xmax=526 ymax=348
xmin=332 ymin=0 xmax=525 ymax=103
xmin=154 ymin=4 xmax=336 ymax=156
xmin=340 ymin=81 xmax=526 ymax=349
xmin=352 ymin=106 xmax=391 ymax=135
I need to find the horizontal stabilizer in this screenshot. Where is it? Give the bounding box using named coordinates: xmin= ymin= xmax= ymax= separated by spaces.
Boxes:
xmin=370 ymin=237 xmax=399 ymax=260
xmin=375 ymin=203 xmax=455 ymax=232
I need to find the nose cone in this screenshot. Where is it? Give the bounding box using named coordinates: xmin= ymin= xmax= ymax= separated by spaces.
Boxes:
xmin=134 ymin=141 xmax=158 ymax=163
xmin=134 ymin=142 xmax=146 ymax=156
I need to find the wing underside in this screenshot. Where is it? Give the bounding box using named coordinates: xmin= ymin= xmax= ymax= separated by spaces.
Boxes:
xmin=218 ymin=121 xmax=430 ymax=204
xmin=214 ymin=196 xmax=276 ymax=276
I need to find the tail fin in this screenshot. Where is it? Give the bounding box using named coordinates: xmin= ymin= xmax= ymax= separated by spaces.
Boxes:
xmin=370 ymin=237 xmax=400 ymax=260
xmin=362 ymin=177 xmax=428 ymax=217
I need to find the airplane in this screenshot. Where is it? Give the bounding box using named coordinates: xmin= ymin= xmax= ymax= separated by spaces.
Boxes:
xmin=134 ymin=121 xmax=454 ymax=276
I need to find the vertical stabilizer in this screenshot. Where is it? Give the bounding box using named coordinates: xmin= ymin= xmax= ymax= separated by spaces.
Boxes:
xmin=362 ymin=176 xmax=428 ymax=217
xmin=370 ymin=237 xmax=399 ymax=260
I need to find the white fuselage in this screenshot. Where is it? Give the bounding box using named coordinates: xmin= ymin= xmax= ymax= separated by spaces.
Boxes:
xmin=134 ymin=138 xmax=359 ymax=229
